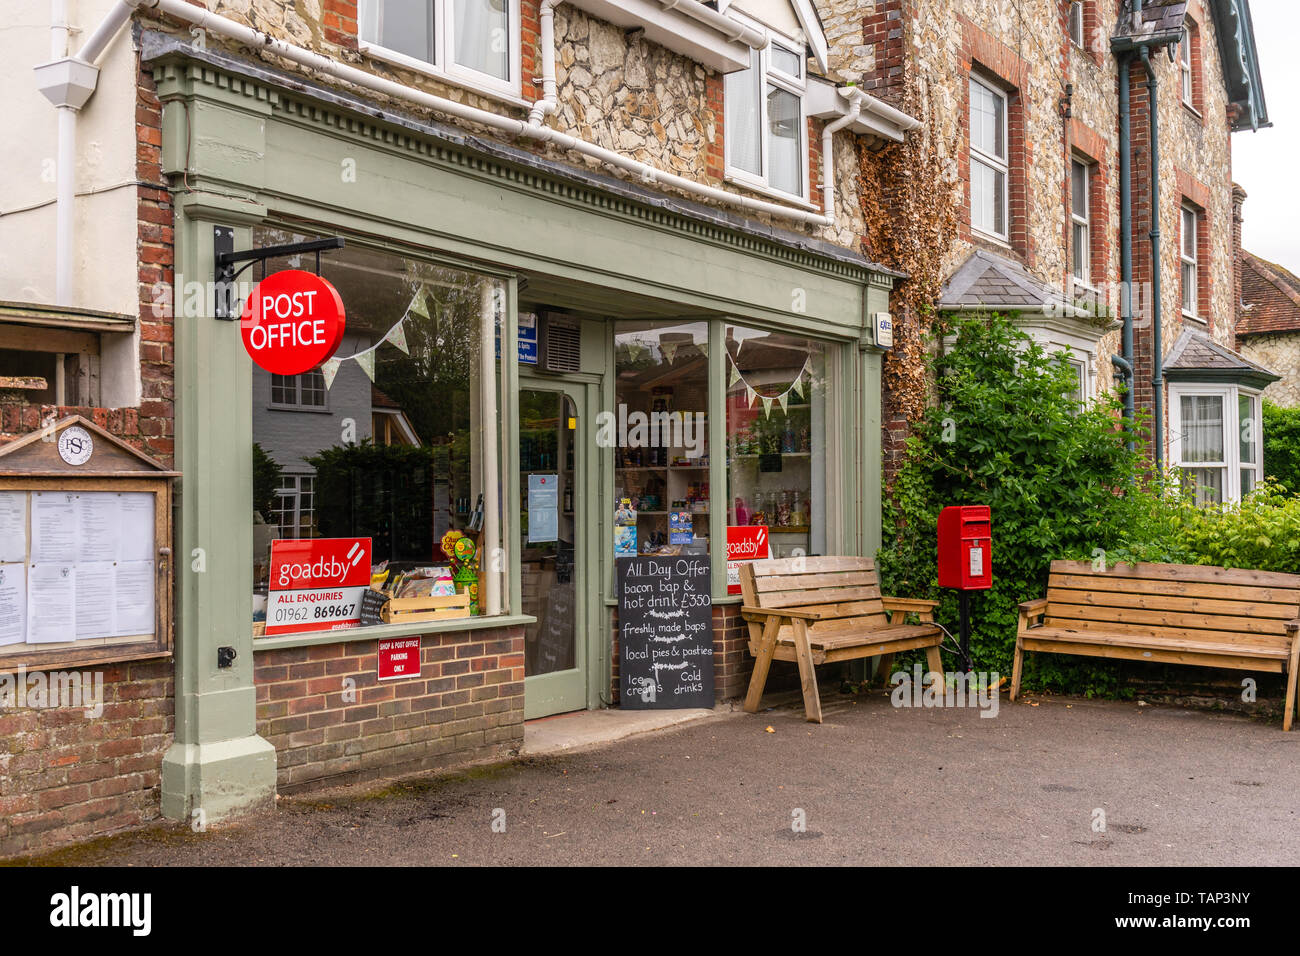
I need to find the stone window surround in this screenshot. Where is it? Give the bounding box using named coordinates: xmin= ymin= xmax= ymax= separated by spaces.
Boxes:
xmin=1168 ymin=381 xmax=1263 ymax=505
xmin=957 ymin=15 xmax=1034 ymax=268
xmin=722 ymin=12 xmax=812 ymax=206
xmin=356 ymin=0 xmax=526 ymax=103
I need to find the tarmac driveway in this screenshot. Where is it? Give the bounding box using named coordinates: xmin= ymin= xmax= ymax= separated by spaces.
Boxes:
xmin=16 ymin=688 xmax=1300 ymax=866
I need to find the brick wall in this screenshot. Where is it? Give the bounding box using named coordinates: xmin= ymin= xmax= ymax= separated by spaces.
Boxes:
xmin=0 ymin=659 xmax=174 ymax=859
xmin=255 ymin=627 xmax=524 ymax=792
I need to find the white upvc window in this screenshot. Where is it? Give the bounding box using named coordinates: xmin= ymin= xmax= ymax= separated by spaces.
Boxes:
xmin=270 ymin=369 xmax=327 ymax=410
xmin=273 ymin=474 xmax=317 ymax=539
xmin=358 ymin=0 xmax=522 ymax=101
xmin=1179 ymin=28 xmax=1194 ymax=105
xmin=1169 ymin=384 xmax=1263 ymax=506
xmin=1069 ymin=2 xmax=1085 ymax=48
xmin=1071 ymin=158 xmax=1091 ymax=286
xmin=969 ymin=75 xmax=1009 ymax=240
xmin=724 ymin=25 xmax=809 ymax=203
xmin=1181 ymin=204 xmax=1199 ymax=318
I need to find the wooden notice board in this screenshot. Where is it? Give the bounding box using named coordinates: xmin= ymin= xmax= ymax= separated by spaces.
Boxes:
xmin=0 ymin=416 xmax=177 ymax=670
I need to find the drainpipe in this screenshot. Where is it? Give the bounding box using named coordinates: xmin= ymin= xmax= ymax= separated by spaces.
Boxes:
xmin=1115 ymin=51 xmax=1135 ymax=448
xmin=1141 ymin=45 xmax=1164 ymax=476
xmin=528 ymin=0 xmax=559 ymax=126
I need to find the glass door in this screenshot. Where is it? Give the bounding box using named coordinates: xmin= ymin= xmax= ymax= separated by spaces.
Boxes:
xmin=519 ymin=383 xmax=587 ymax=718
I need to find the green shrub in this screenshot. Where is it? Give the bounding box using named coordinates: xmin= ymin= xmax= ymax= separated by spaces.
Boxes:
xmin=876 ymin=313 xmax=1164 ymax=691
xmin=1263 ymin=400 xmax=1300 ymax=494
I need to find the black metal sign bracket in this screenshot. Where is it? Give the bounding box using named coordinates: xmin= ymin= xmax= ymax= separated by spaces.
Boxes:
xmin=212 ymin=227 xmax=345 ymax=320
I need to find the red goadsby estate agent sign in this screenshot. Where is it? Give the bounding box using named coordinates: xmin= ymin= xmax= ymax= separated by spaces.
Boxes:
xmin=266 ymin=537 xmax=371 ymax=635
xmin=240 ymin=269 xmax=346 ymax=375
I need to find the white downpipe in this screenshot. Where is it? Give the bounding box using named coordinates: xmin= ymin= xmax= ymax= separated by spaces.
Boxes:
xmin=479 ymin=282 xmax=501 ymax=617
xmin=78 ymin=0 xmax=136 ymax=63
xmin=55 ymin=106 xmax=77 ymax=305
xmin=527 ymin=0 xmax=558 ymax=126
xmin=820 ymin=90 xmax=861 ymax=220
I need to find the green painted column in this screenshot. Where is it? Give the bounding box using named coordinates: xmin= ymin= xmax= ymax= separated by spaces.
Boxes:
xmin=156 ymin=74 xmax=278 ymax=823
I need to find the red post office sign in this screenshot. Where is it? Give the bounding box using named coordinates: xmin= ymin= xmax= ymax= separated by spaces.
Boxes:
xmin=241 ymin=269 xmax=346 ymax=375
xmin=378 ymin=637 xmax=422 ymax=681
xmin=265 ymin=537 xmax=371 ymax=635
xmin=726 ymin=525 xmax=770 ymax=595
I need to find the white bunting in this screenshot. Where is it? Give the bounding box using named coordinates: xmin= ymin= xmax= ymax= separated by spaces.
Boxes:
xmin=661 ymin=342 xmax=678 ymax=364
xmin=728 ymin=363 xmax=740 ymax=388
xmin=385 ymin=319 xmax=410 ymax=354
xmin=355 ymin=349 xmax=376 ymax=382
xmin=320 ymin=358 xmax=342 ymax=390
xmin=697 ymin=340 xmax=708 ymax=358
xmin=761 ymin=396 xmax=774 ymax=417
xmin=408 ymin=286 xmax=429 ymax=320
xmin=746 ymin=383 xmax=758 ymax=408
xmin=778 ymin=392 xmax=788 ymax=414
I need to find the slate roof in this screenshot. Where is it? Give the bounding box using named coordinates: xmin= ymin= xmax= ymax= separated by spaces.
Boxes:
xmin=1238 ymin=252 xmax=1300 ymax=337
xmin=938 ymin=249 xmax=1085 ymax=316
xmin=1112 ymin=0 xmax=1189 ymax=48
xmin=1164 ymin=327 xmax=1279 ymax=387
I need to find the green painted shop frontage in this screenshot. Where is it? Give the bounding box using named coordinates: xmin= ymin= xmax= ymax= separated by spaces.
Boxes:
xmin=148 ymin=32 xmax=896 ymax=823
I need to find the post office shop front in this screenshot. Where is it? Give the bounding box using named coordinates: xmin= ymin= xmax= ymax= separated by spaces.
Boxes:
xmin=152 ymin=37 xmax=897 ymax=818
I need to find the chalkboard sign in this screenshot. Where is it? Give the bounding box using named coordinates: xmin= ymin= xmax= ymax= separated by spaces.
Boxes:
xmin=359 ymin=587 xmax=388 ymax=627
xmin=617 ymin=555 xmax=713 ymax=709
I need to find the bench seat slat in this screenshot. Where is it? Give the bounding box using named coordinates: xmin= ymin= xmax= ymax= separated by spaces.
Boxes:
xmin=1048 ymin=572 xmax=1300 ymax=605
xmin=1025 ymin=627 xmax=1291 ymax=660
xmin=1045 ymin=587 xmax=1299 ymax=620
xmin=1044 ymin=601 xmax=1293 ymax=636
xmin=1041 ymin=616 xmax=1292 ymax=650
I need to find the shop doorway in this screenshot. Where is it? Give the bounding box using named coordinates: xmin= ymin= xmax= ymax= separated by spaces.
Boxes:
xmin=519 ymin=382 xmax=588 ymax=718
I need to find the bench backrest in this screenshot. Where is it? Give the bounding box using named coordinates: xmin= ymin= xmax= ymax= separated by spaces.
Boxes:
xmin=738 ymin=556 xmax=887 ymax=638
xmin=1045 ymin=559 xmax=1300 ymax=652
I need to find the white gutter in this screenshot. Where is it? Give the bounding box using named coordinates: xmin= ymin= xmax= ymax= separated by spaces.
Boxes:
xmin=655 ymin=0 xmax=767 ymax=49
xmin=820 ymin=89 xmax=861 ymax=218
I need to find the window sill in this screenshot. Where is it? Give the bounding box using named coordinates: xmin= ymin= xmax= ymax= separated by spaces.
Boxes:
xmin=360 ymin=42 xmax=529 ymax=111
xmin=971 ymin=227 xmax=1014 ymax=250
xmin=267 ymin=404 xmax=331 ymax=413
xmin=723 ymin=172 xmax=818 ymax=212
xmin=1182 ymin=102 xmax=1203 ymax=122
xmin=253 ymin=612 xmax=536 ymax=651
xmin=1182 ymin=311 xmax=1207 ymax=325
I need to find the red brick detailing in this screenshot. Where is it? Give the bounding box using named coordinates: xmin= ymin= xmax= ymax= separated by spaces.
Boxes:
xmin=521 ymin=0 xmax=541 ymax=105
xmin=322 ymin=0 xmax=359 ymax=51
xmin=0 ymin=660 xmax=174 ymax=859
xmin=861 ymin=0 xmax=906 ymax=107
xmin=1067 ymin=0 xmax=1106 ymax=67
xmin=808 ymin=116 xmax=824 ymax=209
xmin=1128 ymin=56 xmax=1156 ymax=442
xmin=705 ymin=72 xmax=724 ymax=183
xmin=255 ymin=628 xmax=525 ymax=791
xmin=1182 ymin=8 xmax=1205 ymax=120
xmin=956 ymin=15 xmax=1035 ymax=268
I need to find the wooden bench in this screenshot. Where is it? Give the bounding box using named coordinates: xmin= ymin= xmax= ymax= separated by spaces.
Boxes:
xmin=739 ymin=556 xmax=943 ymax=723
xmin=1013 ymin=560 xmax=1300 ymax=730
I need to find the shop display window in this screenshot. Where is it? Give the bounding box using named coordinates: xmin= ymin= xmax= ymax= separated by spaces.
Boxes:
xmin=613 ymin=322 xmax=710 ymax=556
xmin=249 ymin=229 xmax=505 ymax=636
xmin=725 ymin=325 xmax=829 ymax=558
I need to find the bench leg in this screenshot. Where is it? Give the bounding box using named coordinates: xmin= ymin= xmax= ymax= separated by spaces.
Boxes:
xmin=1010 ymin=637 xmax=1025 ymax=703
xmin=743 ymin=615 xmax=781 ymax=715
xmin=925 ymin=644 xmax=944 ymax=706
xmin=791 ymin=618 xmax=823 ymax=724
xmin=875 ymin=653 xmax=895 ymax=687
xmin=1284 ymin=637 xmax=1300 ymax=731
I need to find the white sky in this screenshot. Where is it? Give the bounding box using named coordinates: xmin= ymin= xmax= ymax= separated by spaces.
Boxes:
xmin=1233 ymin=1 xmax=1298 ymax=268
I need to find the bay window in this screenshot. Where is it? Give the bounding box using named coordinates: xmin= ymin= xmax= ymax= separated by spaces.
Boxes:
xmin=725 ymin=30 xmax=808 ymax=201
xmin=969 ymin=75 xmax=1009 ymax=240
xmin=359 ymin=0 xmax=520 ymax=98
xmin=1170 ymin=384 xmax=1263 ymax=505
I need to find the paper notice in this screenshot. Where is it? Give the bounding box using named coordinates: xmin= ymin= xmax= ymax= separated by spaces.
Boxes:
xmin=118 ymin=494 xmax=156 ymax=562
xmin=80 ymin=494 xmax=121 ymax=563
xmin=0 ymin=492 xmax=26 ymax=563
xmin=26 ymin=563 xmax=76 ymax=644
xmin=0 ymin=564 xmax=25 ymax=646
xmin=74 ymin=560 xmax=117 ymax=640
xmin=114 ymin=560 xmax=155 ymax=637
xmin=30 ymin=492 xmax=79 ymax=564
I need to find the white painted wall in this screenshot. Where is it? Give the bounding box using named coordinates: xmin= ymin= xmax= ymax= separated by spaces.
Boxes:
xmin=1 ymin=0 xmax=144 ymax=406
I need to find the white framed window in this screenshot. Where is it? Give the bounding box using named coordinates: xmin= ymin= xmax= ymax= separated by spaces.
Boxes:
xmin=1181 ymin=204 xmax=1199 ymax=318
xmin=1071 ymin=158 xmax=1091 ymax=285
xmin=1179 ymin=28 xmax=1194 ymax=106
xmin=1170 ymin=384 xmax=1263 ymax=505
xmin=969 ymin=75 xmax=1009 ymax=240
xmin=273 ymin=474 xmax=317 ymax=539
xmin=358 ymin=0 xmax=522 ymax=101
xmin=1069 ymin=2 xmax=1085 ymax=49
xmin=724 ymin=26 xmax=809 ymax=202
xmin=271 ymin=369 xmax=327 ymax=410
